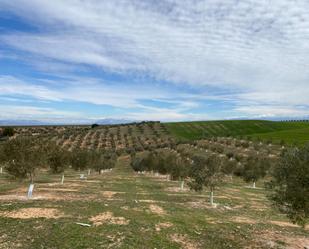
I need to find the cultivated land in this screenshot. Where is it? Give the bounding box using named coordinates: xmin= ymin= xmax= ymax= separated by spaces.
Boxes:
xmin=6 ymin=120 xmax=309 ymax=149
xmin=166 ymin=120 xmax=309 ymax=145
xmin=0 ymin=120 xmax=308 ymax=249
xmin=0 ymin=156 xmax=308 ymax=249
xmin=7 ymin=122 xmax=173 ymax=152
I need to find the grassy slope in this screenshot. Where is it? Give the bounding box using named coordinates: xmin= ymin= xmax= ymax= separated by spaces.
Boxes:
xmin=165 ymin=120 xmax=309 ymax=144
xmin=0 ymin=156 xmax=307 ymax=249
xmin=249 ymin=127 xmax=309 ymax=145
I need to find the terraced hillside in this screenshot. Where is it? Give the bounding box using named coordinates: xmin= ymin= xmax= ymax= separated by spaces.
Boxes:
xmin=165 ymin=120 xmax=309 ymax=144
xmin=11 ymin=122 xmax=173 ymax=152
xmin=4 ymin=120 xmax=309 ymax=148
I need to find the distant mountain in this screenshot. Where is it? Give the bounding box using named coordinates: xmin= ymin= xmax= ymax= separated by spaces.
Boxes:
xmin=94 ymin=118 xmax=136 ymax=125
xmin=0 ymin=118 xmax=137 ymax=126
xmin=0 ymin=119 xmax=49 ymax=126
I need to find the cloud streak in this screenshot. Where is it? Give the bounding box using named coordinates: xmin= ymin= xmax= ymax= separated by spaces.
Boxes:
xmin=0 ymin=0 xmax=308 ymax=121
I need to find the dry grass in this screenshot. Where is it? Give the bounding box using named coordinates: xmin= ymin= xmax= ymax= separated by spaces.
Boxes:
xmin=90 ymin=212 xmax=129 ymax=226
xmin=170 ymin=234 xmax=199 ymax=249
xmin=0 ymin=208 xmax=64 ymax=219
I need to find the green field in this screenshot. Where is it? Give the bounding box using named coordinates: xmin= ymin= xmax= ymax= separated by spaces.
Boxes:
xmin=0 ymin=156 xmax=308 ymax=249
xmin=165 ymin=120 xmax=309 ymax=145
xmin=249 ymin=127 xmax=309 ymax=146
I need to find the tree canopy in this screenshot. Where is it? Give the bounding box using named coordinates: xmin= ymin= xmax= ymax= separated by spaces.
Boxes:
xmin=268 ymin=144 xmax=309 ymax=227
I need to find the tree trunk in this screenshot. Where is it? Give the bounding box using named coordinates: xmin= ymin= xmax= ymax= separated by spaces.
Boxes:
xmin=180 ymin=180 xmax=184 ymax=190
xmin=253 ymin=181 xmax=256 ymax=188
xmin=0 ymin=167 xmax=2 ymax=174
xmin=30 ymin=172 xmax=34 ymax=184
xmin=210 ymin=190 xmax=214 ymax=206
xmin=61 ymin=174 xmax=64 ymax=184
xmin=88 ymin=169 xmax=91 ymax=175
xmin=27 ymin=184 xmax=34 ymax=198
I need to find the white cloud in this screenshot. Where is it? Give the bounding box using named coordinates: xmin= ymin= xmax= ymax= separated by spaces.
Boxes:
xmin=0 ymin=76 xmax=61 ymax=101
xmin=0 ymin=75 xmax=198 ymax=113
xmin=0 ymin=105 xmax=81 ymax=119
xmin=0 ymin=0 xmax=309 ymax=120
xmin=234 ymin=105 xmax=309 ymax=118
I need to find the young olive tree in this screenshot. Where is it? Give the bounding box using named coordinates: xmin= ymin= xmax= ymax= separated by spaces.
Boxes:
xmin=92 ymin=151 xmax=117 ymax=173
xmin=189 ymin=154 xmax=224 ymax=206
xmin=46 ymin=143 xmax=70 ymax=174
xmin=2 ymin=137 xmax=45 ymax=182
xmin=242 ymin=155 xmax=270 ymax=188
xmin=167 ymin=153 xmax=190 ymax=190
xmin=0 ymin=143 xmax=5 ymax=174
xmin=268 ymin=145 xmax=309 ymax=228
xmin=70 ymin=149 xmax=90 ymax=171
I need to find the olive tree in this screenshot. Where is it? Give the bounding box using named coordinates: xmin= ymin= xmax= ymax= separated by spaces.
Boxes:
xmin=1 ymin=137 xmax=44 ymax=182
xmin=167 ymin=153 xmax=190 ymax=190
xmin=91 ymin=151 xmax=117 ymax=173
xmin=268 ymin=145 xmax=309 ymax=227
xmin=242 ymin=155 xmax=270 ymax=188
xmin=2 ymin=127 xmax=15 ymax=137
xmin=70 ymin=149 xmax=90 ymax=171
xmin=189 ymin=154 xmax=224 ymax=206
xmin=0 ymin=143 xmax=5 ymax=174
xmin=46 ymin=143 xmax=70 ymax=174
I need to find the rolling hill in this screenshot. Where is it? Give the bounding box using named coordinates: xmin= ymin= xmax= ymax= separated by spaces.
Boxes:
xmin=165 ymin=120 xmax=309 ymax=145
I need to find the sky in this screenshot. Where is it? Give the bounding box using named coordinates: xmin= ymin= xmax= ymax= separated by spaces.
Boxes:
xmin=0 ymin=0 xmax=309 ymax=123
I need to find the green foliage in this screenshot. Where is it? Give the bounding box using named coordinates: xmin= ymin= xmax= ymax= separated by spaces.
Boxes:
xmin=91 ymin=124 xmax=99 ymax=129
xmin=221 ymin=158 xmax=237 ymax=176
xmin=90 ymin=150 xmax=117 ymax=173
xmin=70 ymin=149 xmax=90 ymax=171
xmin=46 ymin=144 xmax=70 ymax=173
xmin=131 ymin=151 xmax=161 ymax=172
xmin=167 ymin=154 xmax=190 ymax=180
xmin=2 ymin=127 xmax=15 ymax=137
xmin=1 ymin=137 xmax=44 ymax=181
xmin=189 ymin=154 xmax=224 ymax=192
xmin=242 ymin=156 xmax=270 ymax=183
xmin=130 ymin=150 xmax=190 ymax=179
xmin=268 ymin=144 xmax=309 ymax=227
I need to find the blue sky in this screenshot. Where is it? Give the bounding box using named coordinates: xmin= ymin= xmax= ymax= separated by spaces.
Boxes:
xmin=0 ymin=0 xmax=309 ymax=123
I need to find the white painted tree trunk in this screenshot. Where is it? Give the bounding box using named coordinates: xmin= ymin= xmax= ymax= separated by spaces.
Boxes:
xmin=61 ymin=174 xmax=64 ymax=184
xmin=210 ymin=191 xmax=214 ymax=206
xmin=0 ymin=167 xmax=2 ymax=174
xmin=27 ymin=184 xmax=34 ymax=198
xmin=252 ymin=181 xmax=256 ymax=188
xmin=180 ymin=180 xmax=184 ymax=190
xmin=88 ymin=169 xmax=91 ymax=175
